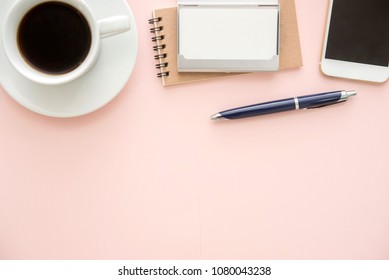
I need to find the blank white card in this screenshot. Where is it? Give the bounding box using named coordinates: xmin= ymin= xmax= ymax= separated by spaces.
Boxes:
xmin=178 ymin=6 xmax=279 ymax=61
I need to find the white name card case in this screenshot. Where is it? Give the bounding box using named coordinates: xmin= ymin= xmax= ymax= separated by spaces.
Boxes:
xmin=177 ymin=0 xmax=280 ymax=72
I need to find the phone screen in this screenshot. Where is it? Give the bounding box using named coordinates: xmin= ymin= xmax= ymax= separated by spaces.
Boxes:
xmin=325 ymin=0 xmax=389 ymax=67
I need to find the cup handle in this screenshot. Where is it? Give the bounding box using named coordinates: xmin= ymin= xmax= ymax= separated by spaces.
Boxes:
xmin=98 ymin=15 xmax=131 ymax=39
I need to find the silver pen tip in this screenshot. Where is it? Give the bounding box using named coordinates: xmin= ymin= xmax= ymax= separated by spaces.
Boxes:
xmin=346 ymin=90 xmax=357 ymax=97
xmin=210 ymin=113 xmax=223 ymax=120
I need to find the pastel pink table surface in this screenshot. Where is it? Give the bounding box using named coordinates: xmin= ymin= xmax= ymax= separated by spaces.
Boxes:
xmin=1 ymin=0 xmax=389 ymax=259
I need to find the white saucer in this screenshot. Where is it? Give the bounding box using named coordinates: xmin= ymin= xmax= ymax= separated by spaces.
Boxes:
xmin=0 ymin=0 xmax=137 ymax=117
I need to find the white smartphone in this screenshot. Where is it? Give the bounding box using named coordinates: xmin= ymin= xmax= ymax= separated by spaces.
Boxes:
xmin=321 ymin=0 xmax=389 ymax=83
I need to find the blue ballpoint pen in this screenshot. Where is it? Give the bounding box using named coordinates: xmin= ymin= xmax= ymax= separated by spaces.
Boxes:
xmin=210 ymin=90 xmax=357 ymax=120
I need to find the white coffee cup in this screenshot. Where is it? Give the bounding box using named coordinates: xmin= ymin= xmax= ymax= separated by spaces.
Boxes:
xmin=2 ymin=0 xmax=131 ymax=85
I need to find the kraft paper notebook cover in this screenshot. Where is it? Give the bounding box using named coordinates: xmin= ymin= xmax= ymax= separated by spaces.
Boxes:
xmin=149 ymin=0 xmax=302 ymax=86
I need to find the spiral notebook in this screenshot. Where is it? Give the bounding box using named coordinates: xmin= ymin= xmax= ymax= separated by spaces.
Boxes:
xmin=149 ymin=0 xmax=302 ymax=86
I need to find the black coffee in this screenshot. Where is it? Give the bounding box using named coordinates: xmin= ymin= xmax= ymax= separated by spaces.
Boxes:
xmin=18 ymin=1 xmax=92 ymax=74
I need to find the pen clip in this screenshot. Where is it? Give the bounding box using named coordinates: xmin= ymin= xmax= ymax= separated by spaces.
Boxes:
xmin=307 ymin=100 xmax=346 ymax=110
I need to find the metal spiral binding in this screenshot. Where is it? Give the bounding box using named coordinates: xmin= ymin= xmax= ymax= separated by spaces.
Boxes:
xmin=157 ymin=72 xmax=169 ymax=78
xmin=148 ymin=17 xmax=161 ymax=24
xmin=153 ymin=44 xmax=166 ymax=51
xmin=150 ymin=26 xmax=163 ymax=33
xmin=154 ymin=54 xmax=167 ymax=59
xmin=149 ymin=16 xmax=169 ymax=78
xmin=156 ymin=63 xmax=168 ymax=69
xmin=151 ymin=35 xmax=164 ymax=42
